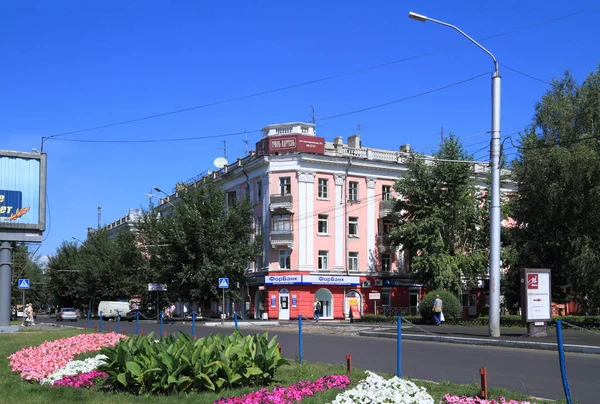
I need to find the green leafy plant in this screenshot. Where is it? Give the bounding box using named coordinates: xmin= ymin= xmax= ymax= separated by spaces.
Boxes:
xmin=98 ymin=330 xmax=288 ymax=395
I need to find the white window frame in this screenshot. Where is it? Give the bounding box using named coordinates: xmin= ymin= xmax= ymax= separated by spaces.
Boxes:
xmin=279 ymin=250 xmax=291 ymax=269
xmin=280 ymin=177 xmax=291 ymax=195
xmin=348 ymin=252 xmax=359 ymax=271
xmin=272 ymin=214 xmax=292 ymax=232
xmin=349 ymin=181 xmax=359 ymax=202
xmin=318 ymin=250 xmax=329 ymax=270
xmin=256 ymin=216 xmax=262 ymax=236
xmin=381 ymin=253 xmax=391 ymax=272
xmin=317 ymin=214 xmax=329 ymax=234
xmin=349 ymin=217 xmax=359 ymax=236
xmin=318 ymin=178 xmax=328 ymax=199
xmin=382 ymin=185 xmax=392 ymax=200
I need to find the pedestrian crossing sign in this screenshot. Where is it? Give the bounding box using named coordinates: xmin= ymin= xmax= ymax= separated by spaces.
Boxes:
xmin=219 ymin=278 xmax=229 ymax=288
xmin=18 ymin=279 xmax=30 ymax=289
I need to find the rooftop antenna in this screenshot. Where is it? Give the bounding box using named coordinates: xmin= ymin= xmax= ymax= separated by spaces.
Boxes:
xmin=97 ymin=205 xmax=102 ymax=229
xmin=310 ymin=105 xmax=316 ymax=124
xmin=218 ymin=140 xmax=227 ymax=159
xmin=242 ymin=132 xmax=249 ymax=154
xmin=357 ymin=124 xmax=361 ymax=134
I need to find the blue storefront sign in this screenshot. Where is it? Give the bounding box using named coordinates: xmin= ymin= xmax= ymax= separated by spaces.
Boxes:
xmin=302 ymin=275 xmax=360 ymax=286
xmin=265 ymin=275 xmax=302 ymax=285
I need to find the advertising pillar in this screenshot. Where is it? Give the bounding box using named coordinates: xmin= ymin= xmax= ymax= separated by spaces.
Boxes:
xmin=520 ymin=268 xmax=552 ymax=337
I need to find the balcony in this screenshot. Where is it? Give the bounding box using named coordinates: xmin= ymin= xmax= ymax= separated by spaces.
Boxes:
xmin=270 ymin=194 xmax=293 ymax=212
xmin=379 ymin=200 xmax=394 ymax=217
xmin=377 ymin=235 xmax=392 ymax=252
xmin=270 ymin=232 xmax=294 ymax=249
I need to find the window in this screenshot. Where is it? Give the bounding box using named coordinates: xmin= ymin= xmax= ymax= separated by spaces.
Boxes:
xmin=381 ymin=290 xmax=391 ymax=306
xmin=227 ymin=191 xmax=236 ymax=207
xmin=257 ymin=181 xmax=262 ymax=201
xmin=382 ymin=185 xmax=392 ymax=200
xmin=272 ymin=214 xmax=292 ymax=232
xmin=318 ymin=178 xmax=328 ymax=198
xmin=245 ymin=185 xmax=250 ymax=199
xmin=256 ymin=216 xmax=262 ymax=235
xmin=318 ymin=214 xmax=328 ymax=234
xmin=382 ymin=220 xmax=392 ymax=235
xmin=349 ymin=217 xmax=358 ymax=236
xmin=280 ymin=177 xmax=291 ymax=195
xmin=301 ymin=126 xmax=310 ymax=134
xmin=348 ymin=252 xmax=359 ymax=271
xmin=381 ymin=253 xmax=391 ymax=272
xmin=318 ymin=250 xmax=329 ymax=270
xmin=279 ymin=250 xmax=291 ymax=269
xmin=349 ymin=181 xmax=359 ymax=201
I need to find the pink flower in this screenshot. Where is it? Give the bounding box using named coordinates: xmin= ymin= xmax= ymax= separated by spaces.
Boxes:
xmin=442 ymin=394 xmax=533 ymax=404
xmin=53 ymin=370 xmax=108 ymax=388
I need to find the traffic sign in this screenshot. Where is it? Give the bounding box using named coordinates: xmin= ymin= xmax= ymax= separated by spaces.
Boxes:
xmin=18 ymin=279 xmax=30 ymax=289
xmin=219 ymin=278 xmax=229 ymax=288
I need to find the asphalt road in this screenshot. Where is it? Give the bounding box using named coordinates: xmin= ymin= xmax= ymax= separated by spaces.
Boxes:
xmin=36 ymin=317 xmax=597 ymax=402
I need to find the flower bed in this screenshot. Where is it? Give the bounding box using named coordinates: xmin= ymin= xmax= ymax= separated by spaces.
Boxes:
xmin=442 ymin=395 xmax=533 ymax=404
xmin=7 ymin=332 xmax=125 ymax=382
xmin=53 ymin=370 xmax=108 ymax=388
xmin=330 ymin=371 xmax=434 ymax=404
xmin=214 ymin=375 xmax=350 ymax=404
xmin=41 ymin=354 xmax=108 ymax=385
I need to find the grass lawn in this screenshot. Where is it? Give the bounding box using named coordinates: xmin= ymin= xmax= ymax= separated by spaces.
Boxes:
xmin=1 ymin=329 xmax=564 ymax=404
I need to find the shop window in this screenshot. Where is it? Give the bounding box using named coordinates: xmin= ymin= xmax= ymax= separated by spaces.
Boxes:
xmin=349 ymin=217 xmax=359 ymax=236
xmin=318 ymin=178 xmax=328 ymax=198
xmin=272 ymin=214 xmax=292 ymax=232
xmin=318 ymin=214 xmax=328 ymax=234
xmin=381 ymin=253 xmax=391 ymax=272
xmin=381 ymin=290 xmax=391 ymax=306
xmin=349 ymin=181 xmax=359 ymax=202
xmin=279 ymin=250 xmax=291 ymax=269
xmin=318 ymin=250 xmax=329 ymax=270
xmin=348 ymin=252 xmax=359 ymax=271
xmin=280 ymin=177 xmax=291 ymax=196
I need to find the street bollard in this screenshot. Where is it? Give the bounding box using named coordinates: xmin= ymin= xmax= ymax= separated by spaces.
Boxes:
xmin=141 ymin=329 xmax=145 ymax=337
xmin=397 ymin=316 xmax=402 ymax=378
xmin=87 ymin=309 xmax=91 ymax=331
xmin=94 ymin=325 xmax=98 ymax=332
xmin=192 ymin=311 xmax=196 ymax=339
xmin=83 ymin=323 xmax=87 ymax=331
xmin=277 ymin=343 xmax=282 ymax=355
xmin=159 ymin=312 xmax=163 ymax=338
xmin=99 ymin=311 xmax=103 ymax=332
xmin=479 ymin=368 xmax=488 ymax=399
xmin=116 ymin=313 xmax=120 ymax=331
xmin=556 ymin=321 xmax=573 ymax=404
xmin=234 ymin=312 xmax=238 ymax=330
xmin=122 ymin=328 xmax=126 ymax=335
xmin=298 ymin=314 xmax=303 ymax=364
xmin=136 ymin=311 xmax=140 ymax=335
xmin=346 ymin=353 xmax=353 ymax=374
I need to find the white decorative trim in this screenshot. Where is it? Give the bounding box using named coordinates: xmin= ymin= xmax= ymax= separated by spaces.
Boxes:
xmin=334 ymin=174 xmax=346 ymax=186
xmin=367 ymin=184 xmax=376 ymax=271
xmin=297 ymin=170 xmax=316 ymax=183
xmin=366 ymin=177 xmax=377 ymax=189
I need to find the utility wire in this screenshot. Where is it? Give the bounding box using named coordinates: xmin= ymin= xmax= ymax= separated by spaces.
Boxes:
xmin=50 ymin=73 xmax=489 ymax=144
xmin=42 ymin=7 xmax=592 ymax=145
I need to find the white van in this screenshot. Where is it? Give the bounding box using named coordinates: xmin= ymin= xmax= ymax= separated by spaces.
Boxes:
xmin=98 ymin=301 xmax=131 ymax=319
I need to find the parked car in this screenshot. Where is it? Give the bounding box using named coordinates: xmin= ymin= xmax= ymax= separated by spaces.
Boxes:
xmin=56 ymin=308 xmax=78 ymax=322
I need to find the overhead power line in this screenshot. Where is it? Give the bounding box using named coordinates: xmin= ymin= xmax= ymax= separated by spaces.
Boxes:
xmin=41 ymin=7 xmax=592 ymax=147
xmin=50 ymin=72 xmax=488 ymax=144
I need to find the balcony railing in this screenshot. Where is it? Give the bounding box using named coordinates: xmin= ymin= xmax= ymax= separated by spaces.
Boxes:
xmin=270 ymin=194 xmax=293 ymax=212
xmin=379 ymin=200 xmax=394 ymax=217
xmin=270 ymin=232 xmax=294 ymax=248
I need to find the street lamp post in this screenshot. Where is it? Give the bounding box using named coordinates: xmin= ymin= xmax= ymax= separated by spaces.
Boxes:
xmin=408 ymin=11 xmax=502 ymax=337
xmin=145 ymin=193 xmax=176 ymax=209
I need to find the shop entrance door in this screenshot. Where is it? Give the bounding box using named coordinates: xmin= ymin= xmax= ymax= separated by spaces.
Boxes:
xmin=278 ymin=288 xmax=290 ymax=320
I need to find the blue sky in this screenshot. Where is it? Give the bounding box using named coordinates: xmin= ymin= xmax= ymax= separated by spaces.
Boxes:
xmin=1 ymin=1 xmax=598 ymax=260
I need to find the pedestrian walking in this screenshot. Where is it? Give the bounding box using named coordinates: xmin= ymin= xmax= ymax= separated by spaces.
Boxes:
xmin=313 ymin=297 xmax=321 ymax=322
xmin=432 ymin=294 xmax=443 ymax=326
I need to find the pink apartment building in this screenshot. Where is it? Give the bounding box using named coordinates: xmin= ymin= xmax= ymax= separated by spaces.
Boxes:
xmin=103 ymin=122 xmax=511 ymax=320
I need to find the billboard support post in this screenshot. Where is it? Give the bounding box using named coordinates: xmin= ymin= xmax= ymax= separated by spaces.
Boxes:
xmin=0 ymin=242 xmax=13 ymax=327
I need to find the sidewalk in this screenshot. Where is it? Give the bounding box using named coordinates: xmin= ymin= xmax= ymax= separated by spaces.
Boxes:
xmin=358 ymin=323 xmax=600 ymax=354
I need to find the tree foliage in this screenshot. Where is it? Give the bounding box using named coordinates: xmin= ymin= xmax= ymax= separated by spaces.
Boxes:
xmin=388 ymin=134 xmax=488 ymax=294
xmin=508 ymin=66 xmax=600 ymax=314
xmin=138 ymin=180 xmax=260 ymax=310
xmin=10 ymin=243 xmax=48 ymax=311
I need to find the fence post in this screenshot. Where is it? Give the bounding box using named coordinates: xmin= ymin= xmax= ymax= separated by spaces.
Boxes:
xmin=87 ymin=309 xmax=91 ymax=331
xmin=397 ymin=316 xmax=402 ymax=378
xmin=159 ymin=311 xmax=164 ymax=338
xmin=116 ymin=313 xmax=120 ymax=332
xmin=99 ymin=311 xmax=103 ymax=333
xmin=556 ymin=321 xmax=573 ymax=404
xmin=234 ymin=312 xmax=238 ymax=330
xmin=299 ymin=314 xmax=303 ymax=364
xmin=135 ymin=311 xmax=139 ymax=335
xmin=192 ymin=311 xmax=196 ymax=339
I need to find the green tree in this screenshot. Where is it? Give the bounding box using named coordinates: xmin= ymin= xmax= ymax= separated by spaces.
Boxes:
xmin=10 ymin=243 xmax=48 ymax=312
xmin=388 ymin=134 xmax=488 ymax=295
xmin=508 ymin=66 xmax=600 ymax=314
xmin=138 ymin=180 xmax=261 ymax=312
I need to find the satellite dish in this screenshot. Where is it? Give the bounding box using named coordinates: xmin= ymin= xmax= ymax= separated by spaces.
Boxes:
xmin=214 ymin=157 xmax=228 ymax=168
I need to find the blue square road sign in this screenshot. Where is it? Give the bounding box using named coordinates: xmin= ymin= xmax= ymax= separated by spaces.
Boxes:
xmin=219 ymin=278 xmax=229 ymax=288
xmin=18 ymin=279 xmax=30 ymax=289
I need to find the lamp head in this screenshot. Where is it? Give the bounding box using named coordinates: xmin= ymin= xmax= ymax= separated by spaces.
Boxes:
xmin=153 ymin=187 xmax=163 ymax=193
xmin=408 ymin=11 xmax=428 ymax=22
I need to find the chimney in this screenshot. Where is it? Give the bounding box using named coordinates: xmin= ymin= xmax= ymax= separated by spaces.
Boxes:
xmin=399 ymin=144 xmax=411 ymax=153
xmin=348 ymin=134 xmax=361 ymax=149
xmin=87 ymin=227 xmax=93 ymax=236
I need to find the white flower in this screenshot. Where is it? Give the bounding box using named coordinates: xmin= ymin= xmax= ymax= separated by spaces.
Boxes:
xmin=40 ymin=354 xmax=108 ymax=385
xmin=330 ymin=371 xmax=434 ymax=404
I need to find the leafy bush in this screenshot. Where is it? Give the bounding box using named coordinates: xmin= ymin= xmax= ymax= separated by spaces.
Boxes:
xmin=360 ymin=314 xmax=397 ymax=324
xmin=420 ymin=290 xmax=461 ymax=323
xmin=98 ymin=330 xmax=288 ymax=395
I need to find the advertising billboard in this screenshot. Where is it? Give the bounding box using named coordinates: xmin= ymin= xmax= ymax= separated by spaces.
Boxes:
xmin=256 ymin=134 xmax=325 ymax=156
xmin=0 ymin=150 xmax=47 ymax=242
xmin=520 ymin=268 xmax=552 ymax=322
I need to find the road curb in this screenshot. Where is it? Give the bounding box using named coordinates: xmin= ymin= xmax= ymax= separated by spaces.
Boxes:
xmin=359 ymin=331 xmax=600 ymax=354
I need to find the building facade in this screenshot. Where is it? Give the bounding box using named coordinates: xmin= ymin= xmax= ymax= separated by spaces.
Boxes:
xmin=101 ymin=122 xmax=514 ymax=320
